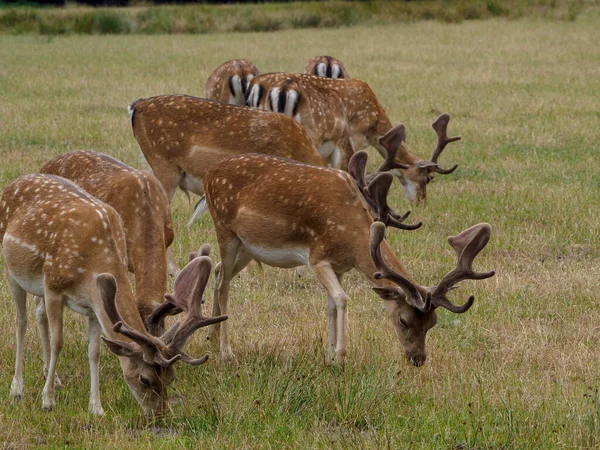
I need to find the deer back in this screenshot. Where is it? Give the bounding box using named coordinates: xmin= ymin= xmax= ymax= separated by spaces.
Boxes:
xmin=40 ymin=151 xmax=174 ymax=318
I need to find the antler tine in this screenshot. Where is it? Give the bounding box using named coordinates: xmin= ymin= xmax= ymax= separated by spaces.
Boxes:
xmin=430 ymin=223 xmax=495 ymax=313
xmin=369 ymin=222 xmax=431 ymax=312
xmin=348 ymin=151 xmax=369 ymax=190
xmin=161 ymin=256 xmax=228 ymax=363
xmin=366 ymin=173 xmax=422 ymax=231
xmin=376 ymin=124 xmax=410 ymax=172
xmin=97 ymin=274 xmax=163 ymax=363
xmin=430 ymin=113 xmax=460 ymax=174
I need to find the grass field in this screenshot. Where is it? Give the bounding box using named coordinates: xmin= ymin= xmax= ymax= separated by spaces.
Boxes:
xmin=1 ymin=8 xmax=600 ymax=449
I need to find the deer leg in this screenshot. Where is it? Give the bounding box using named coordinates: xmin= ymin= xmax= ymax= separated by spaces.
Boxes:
xmin=213 ymin=237 xmax=244 ymax=362
xmin=41 ymin=290 xmax=64 ymax=411
xmin=34 ymin=296 xmax=62 ymax=390
xmin=87 ymin=315 xmax=104 ymax=416
xmin=312 ymin=262 xmax=349 ymax=364
xmin=166 ymin=246 xmax=179 ymax=277
xmin=338 ymin=135 xmax=355 ymax=172
xmin=208 ymin=248 xmax=251 ymax=343
xmin=152 ymin=164 xmax=183 ymax=203
xmin=9 ymin=277 xmax=27 ymax=400
xmin=327 ymin=294 xmax=337 ymax=361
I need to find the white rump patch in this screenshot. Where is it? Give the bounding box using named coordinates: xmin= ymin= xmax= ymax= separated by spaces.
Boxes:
xmin=229 ymin=75 xmax=245 ymax=106
xmin=284 ymin=90 xmax=298 ymax=117
xmin=332 ymin=64 xmax=341 ymax=79
xmin=316 ymin=62 xmax=327 ymax=77
xmin=269 ymin=88 xmax=281 ymax=112
xmin=247 ymin=84 xmax=261 ymax=108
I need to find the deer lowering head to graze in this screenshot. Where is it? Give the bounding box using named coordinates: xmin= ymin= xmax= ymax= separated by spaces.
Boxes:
xmin=247 ymin=75 xmax=355 ymax=169
xmin=128 ymin=95 xmax=326 ymax=224
xmin=204 ymin=152 xmax=494 ymax=365
xmin=206 ymin=59 xmax=260 ymax=106
xmin=0 ymin=174 xmax=226 ymax=415
xmin=247 ymin=73 xmax=460 ymax=201
xmin=304 ymin=56 xmax=350 ymax=79
xmin=40 ymin=151 xmax=175 ymax=333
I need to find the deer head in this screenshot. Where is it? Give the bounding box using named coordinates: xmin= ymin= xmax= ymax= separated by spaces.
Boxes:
xmin=374 ymin=115 xmax=460 ymax=202
xmin=370 ymin=221 xmax=494 ymax=366
xmin=99 ymin=251 xmax=227 ymax=415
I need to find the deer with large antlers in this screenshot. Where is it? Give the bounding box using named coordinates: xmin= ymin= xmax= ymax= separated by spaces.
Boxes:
xmin=128 ymin=95 xmax=326 ymax=223
xmin=247 ymin=73 xmax=460 ymax=201
xmin=204 ymin=152 xmax=494 ymax=364
xmin=304 ymin=55 xmax=350 ymax=79
xmin=0 ymin=174 xmax=226 ymax=414
xmin=40 ymin=151 xmax=175 ymax=333
xmin=206 ymin=59 xmax=260 ymax=106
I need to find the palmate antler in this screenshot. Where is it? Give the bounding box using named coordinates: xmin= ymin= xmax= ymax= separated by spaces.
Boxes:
xmin=429 ymin=113 xmax=460 ymax=175
xmin=369 ymin=222 xmax=431 ymax=312
xmin=349 ymin=151 xmax=420 ymax=231
xmin=429 ymin=223 xmax=495 ymax=312
xmin=369 ymin=221 xmax=495 ymax=314
xmin=146 ymin=244 xmax=212 ymax=334
xmin=101 ymin=245 xmax=227 ymax=367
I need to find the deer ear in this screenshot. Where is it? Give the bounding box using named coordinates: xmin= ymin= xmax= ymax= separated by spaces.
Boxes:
xmin=101 ymin=337 xmax=140 ymax=358
xmin=373 ymin=287 xmax=403 ymax=301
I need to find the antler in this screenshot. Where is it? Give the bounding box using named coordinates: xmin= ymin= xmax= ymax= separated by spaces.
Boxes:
xmin=159 ymin=252 xmax=228 ymax=365
xmin=430 ymin=223 xmax=495 ymax=312
xmin=366 ymin=173 xmax=422 ymax=231
xmin=375 ymin=124 xmax=410 ymax=172
xmin=146 ymin=244 xmax=213 ymax=334
xmin=370 ymin=222 xmax=431 ymax=312
xmin=97 ymin=274 xmax=181 ymax=367
xmin=430 ymin=113 xmax=460 ymax=174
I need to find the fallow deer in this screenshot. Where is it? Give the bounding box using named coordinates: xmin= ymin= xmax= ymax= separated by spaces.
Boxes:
xmin=304 ymin=56 xmax=350 ymax=79
xmin=128 ymin=94 xmax=326 ymax=225
xmin=206 ymin=59 xmax=260 ymax=106
xmin=40 ymin=151 xmax=175 ymax=334
xmin=247 ymin=73 xmax=460 ymax=201
xmin=203 ymin=152 xmax=494 ymax=365
xmin=0 ymin=174 xmax=226 ymax=415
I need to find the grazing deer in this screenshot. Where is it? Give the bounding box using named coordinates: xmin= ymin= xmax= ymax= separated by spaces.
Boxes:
xmin=304 ymin=55 xmax=350 ymax=79
xmin=128 ymin=94 xmax=326 ymax=224
xmin=203 ymin=152 xmax=494 ymax=365
xmin=0 ymin=174 xmax=226 ymax=415
xmin=206 ymin=59 xmax=260 ymax=106
xmin=247 ymin=73 xmax=460 ymax=201
xmin=40 ymin=151 xmax=175 ymax=333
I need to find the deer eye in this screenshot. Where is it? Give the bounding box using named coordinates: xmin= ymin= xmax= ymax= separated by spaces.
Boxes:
xmin=400 ymin=318 xmax=408 ymax=328
xmin=139 ymin=375 xmax=151 ymax=386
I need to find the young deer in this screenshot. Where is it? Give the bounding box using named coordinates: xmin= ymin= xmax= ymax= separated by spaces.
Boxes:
xmin=0 ymin=174 xmax=226 ymax=415
xmin=203 ymin=151 xmax=494 ymax=365
xmin=247 ymin=73 xmax=460 ymax=201
xmin=128 ymin=95 xmax=326 ymax=213
xmin=206 ymin=59 xmax=260 ymax=106
xmin=304 ymin=55 xmax=350 ymax=79
xmin=40 ymin=151 xmax=175 ymax=333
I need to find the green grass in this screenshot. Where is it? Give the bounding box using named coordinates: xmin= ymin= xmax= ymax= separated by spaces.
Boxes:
xmin=1 ymin=8 xmax=600 ymax=448
xmin=0 ymin=0 xmax=593 ymax=35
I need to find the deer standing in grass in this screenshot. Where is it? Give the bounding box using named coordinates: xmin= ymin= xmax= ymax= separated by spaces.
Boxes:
xmin=0 ymin=174 xmax=226 ymax=415
xmin=247 ymin=73 xmax=460 ymax=201
xmin=128 ymin=94 xmax=326 ymax=225
xmin=203 ymin=140 xmax=494 ymax=364
xmin=40 ymin=151 xmax=176 ymax=333
xmin=304 ymin=55 xmax=350 ymax=79
xmin=206 ymin=59 xmax=260 ymax=106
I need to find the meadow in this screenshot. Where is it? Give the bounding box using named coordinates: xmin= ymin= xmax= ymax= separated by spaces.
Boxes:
xmin=0 ymin=8 xmax=600 ymax=449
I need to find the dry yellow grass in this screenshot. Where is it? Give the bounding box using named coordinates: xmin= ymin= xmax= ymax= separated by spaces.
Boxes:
xmin=0 ymin=9 xmax=599 ymax=448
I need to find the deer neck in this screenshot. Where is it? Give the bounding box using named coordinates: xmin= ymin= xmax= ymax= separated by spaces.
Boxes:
xmin=131 ymin=232 xmax=168 ymax=321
